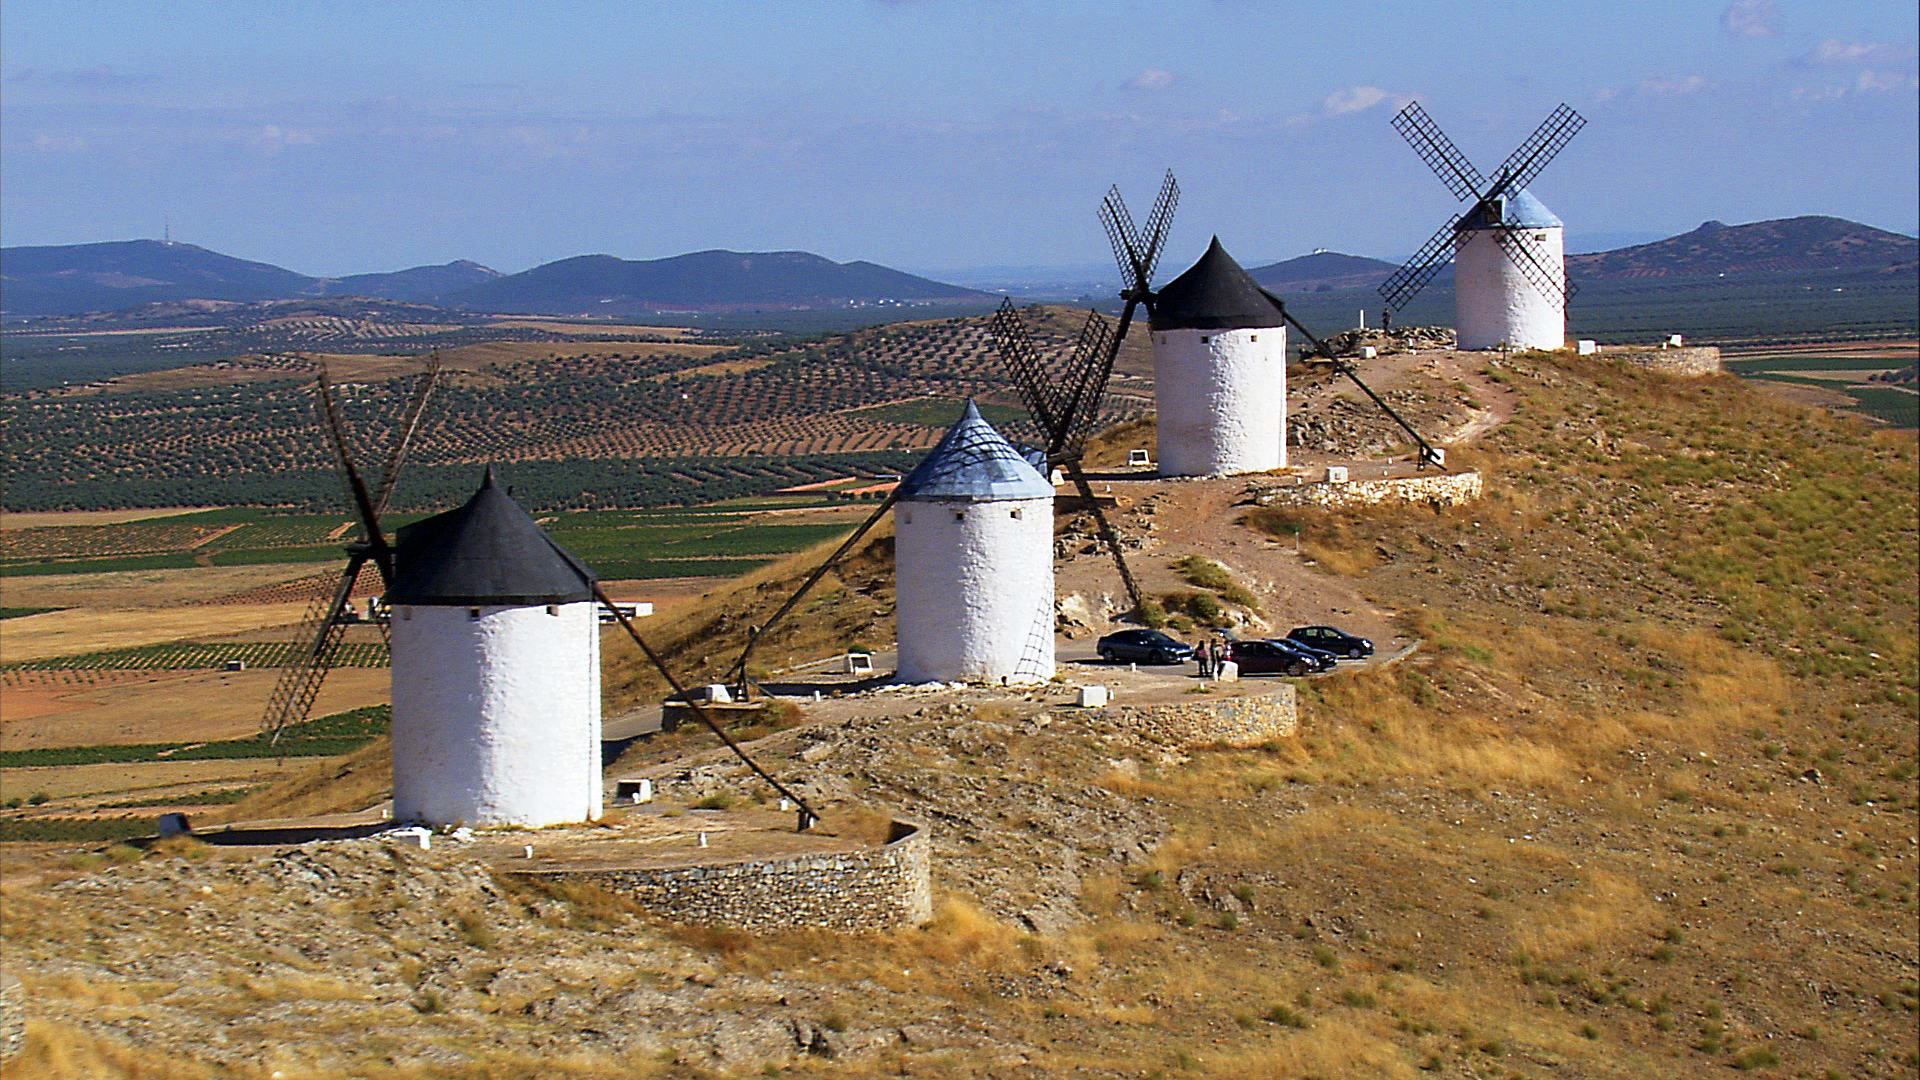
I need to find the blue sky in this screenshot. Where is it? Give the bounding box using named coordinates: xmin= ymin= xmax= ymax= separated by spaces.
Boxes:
xmin=3 ymin=0 xmax=1914 ymax=278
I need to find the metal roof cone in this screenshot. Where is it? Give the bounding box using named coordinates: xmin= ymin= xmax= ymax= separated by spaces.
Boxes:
xmin=896 ymin=400 xmax=1053 ymax=501
xmin=388 ymin=471 xmax=596 ymax=605
xmin=1150 ymin=236 xmax=1285 ymax=332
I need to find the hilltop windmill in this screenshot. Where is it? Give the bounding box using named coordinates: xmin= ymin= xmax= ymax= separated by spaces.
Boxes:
xmin=1379 ymin=102 xmax=1586 ymax=351
xmin=983 ymin=171 xmax=1182 ymax=611
xmin=259 ymin=355 xmax=441 ymax=746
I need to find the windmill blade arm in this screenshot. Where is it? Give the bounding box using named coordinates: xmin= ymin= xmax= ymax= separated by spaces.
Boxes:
xmin=1490 ymin=103 xmax=1585 ymax=197
xmin=1378 ymin=216 xmax=1462 ymax=310
xmin=1392 ymin=103 xmax=1484 ymax=201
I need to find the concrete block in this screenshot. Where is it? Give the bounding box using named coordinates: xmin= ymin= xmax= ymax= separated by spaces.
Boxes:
xmin=1325 ymin=466 xmax=1349 ymax=483
xmin=1577 ymin=339 xmax=1598 ymax=355
xmin=1077 ymin=684 xmax=1110 ymax=707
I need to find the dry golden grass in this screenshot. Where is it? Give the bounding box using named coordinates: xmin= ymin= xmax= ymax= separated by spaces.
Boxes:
xmin=0 ymin=605 xmax=306 ymax=662
xmin=0 ymin=508 xmax=208 ymax=532
xmin=209 ymin=738 xmax=394 ymax=825
xmin=0 ymin=563 xmax=324 ymax=610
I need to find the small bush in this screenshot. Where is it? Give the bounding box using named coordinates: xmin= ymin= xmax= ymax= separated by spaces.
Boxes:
xmin=1264 ymin=1004 xmax=1310 ymax=1028
xmin=1733 ymin=1046 xmax=1780 ymax=1069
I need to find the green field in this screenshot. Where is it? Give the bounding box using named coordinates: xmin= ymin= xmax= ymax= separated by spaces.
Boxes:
xmin=1 ymin=641 xmax=390 ymax=673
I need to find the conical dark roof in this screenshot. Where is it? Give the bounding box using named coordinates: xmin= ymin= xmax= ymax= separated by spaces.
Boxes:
xmin=1149 ymin=237 xmax=1285 ymax=332
xmin=388 ymin=469 xmax=596 ymax=605
xmin=896 ymin=401 xmax=1053 ymax=502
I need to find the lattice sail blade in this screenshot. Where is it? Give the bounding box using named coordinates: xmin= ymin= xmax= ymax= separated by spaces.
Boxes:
xmin=1137 ymin=170 xmax=1180 ymax=285
xmin=1487 ymin=103 xmax=1585 ymax=199
xmin=1492 ymin=229 xmax=1573 ymax=304
xmin=1378 ymin=214 xmax=1463 ymax=310
xmin=373 ymin=351 xmax=442 ymax=515
xmin=1058 ymin=309 xmax=1116 ymax=457
xmin=988 ymin=299 xmax=1066 ymax=439
xmin=1392 ymin=102 xmax=1484 ymax=201
xmin=1099 ymin=186 xmax=1147 ymax=290
xmin=261 ymin=554 xmax=370 ymax=745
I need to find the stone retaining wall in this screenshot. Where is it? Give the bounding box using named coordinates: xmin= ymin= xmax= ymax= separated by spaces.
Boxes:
xmin=1610 ymin=345 xmax=1722 ymax=376
xmin=512 ymin=819 xmax=932 ymax=933
xmin=1100 ymin=687 xmax=1297 ymax=747
xmin=1250 ymin=469 xmax=1483 ymax=511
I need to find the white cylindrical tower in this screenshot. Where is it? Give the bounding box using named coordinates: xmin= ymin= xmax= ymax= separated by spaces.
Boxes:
xmin=1149 ymin=237 xmax=1289 ymax=477
xmin=388 ymin=470 xmax=603 ymax=828
xmin=1454 ymin=189 xmax=1567 ymax=351
xmin=893 ymin=402 xmax=1054 ymax=684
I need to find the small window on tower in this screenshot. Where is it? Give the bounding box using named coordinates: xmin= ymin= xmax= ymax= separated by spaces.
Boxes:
xmin=1200 ymin=336 xmax=1210 ymax=344
xmin=1010 ymin=508 xmax=1022 ymax=520
xmin=468 ymin=608 xmax=481 ymax=620
xmin=1250 ymin=334 xmax=1258 ymax=341
xmin=952 ymin=511 xmax=965 ymax=523
xmin=547 ymin=605 xmax=560 ymax=616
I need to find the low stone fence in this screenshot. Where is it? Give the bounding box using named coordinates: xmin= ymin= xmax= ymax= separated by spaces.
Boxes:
xmin=512 ymin=819 xmax=932 ymax=932
xmin=1098 ymin=687 xmax=1297 ymax=748
xmin=1 ymin=972 xmax=22 ymax=1062
xmin=1250 ymin=469 xmax=1483 ymax=511
xmin=1609 ymin=345 xmax=1722 ymax=376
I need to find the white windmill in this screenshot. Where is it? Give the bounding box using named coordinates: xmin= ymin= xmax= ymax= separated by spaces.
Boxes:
xmin=1147 ymin=236 xmax=1290 ymax=476
xmin=892 ymin=402 xmax=1055 ymax=685
xmin=1380 ymin=103 xmax=1586 ymax=351
xmin=387 ymin=468 xmax=603 ymax=829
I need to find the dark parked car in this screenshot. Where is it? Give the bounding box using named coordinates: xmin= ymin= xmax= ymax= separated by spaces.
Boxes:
xmin=1268 ymin=637 xmax=1340 ymax=672
xmin=1228 ymin=639 xmax=1318 ymax=676
xmin=1097 ymin=629 xmax=1195 ymax=665
xmin=1286 ymin=625 xmax=1375 ymax=659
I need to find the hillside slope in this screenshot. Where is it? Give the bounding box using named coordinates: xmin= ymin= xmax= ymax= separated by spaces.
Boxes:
xmin=1567 ymin=216 xmax=1918 ymax=279
xmin=6 ymin=350 xmax=1912 ymax=1078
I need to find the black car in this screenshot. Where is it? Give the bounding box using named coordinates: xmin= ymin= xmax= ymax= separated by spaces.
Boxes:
xmin=1286 ymin=625 xmax=1375 ymax=659
xmin=1268 ymin=637 xmax=1339 ymax=672
xmin=1097 ymin=629 xmax=1196 ymax=665
xmin=1228 ymin=639 xmax=1315 ymax=676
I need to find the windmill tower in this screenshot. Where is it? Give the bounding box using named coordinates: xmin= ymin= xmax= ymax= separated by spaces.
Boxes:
xmin=387 ymin=469 xmax=603 ymax=828
xmin=893 ymin=402 xmax=1055 ymax=685
xmin=1380 ymin=103 xmax=1586 ymax=352
xmin=1149 ymin=237 xmax=1289 ymax=476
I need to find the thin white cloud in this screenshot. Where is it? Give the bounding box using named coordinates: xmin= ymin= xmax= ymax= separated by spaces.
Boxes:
xmin=1123 ymin=68 xmax=1178 ymax=91
xmin=1805 ymin=39 xmax=1907 ymax=66
xmin=1321 ymin=85 xmax=1391 ymax=115
xmin=1283 ymin=84 xmax=1406 ymax=128
xmin=1639 ymin=75 xmax=1709 ymax=96
xmin=1720 ymin=0 xmax=1777 ymax=38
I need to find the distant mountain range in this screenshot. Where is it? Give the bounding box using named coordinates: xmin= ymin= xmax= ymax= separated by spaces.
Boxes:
xmin=0 ymin=242 xmax=989 ymax=320
xmin=1247 ymin=215 xmax=1916 ymax=294
xmin=3 ymin=216 xmax=1912 ymax=320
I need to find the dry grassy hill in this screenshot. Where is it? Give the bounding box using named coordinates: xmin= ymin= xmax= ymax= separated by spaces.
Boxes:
xmin=2 ymin=350 xmax=1915 ymax=1079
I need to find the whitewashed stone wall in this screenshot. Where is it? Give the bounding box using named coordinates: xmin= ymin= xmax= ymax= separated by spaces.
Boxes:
xmin=391 ymin=601 xmax=602 ymax=828
xmin=1152 ymin=325 xmax=1288 ymax=476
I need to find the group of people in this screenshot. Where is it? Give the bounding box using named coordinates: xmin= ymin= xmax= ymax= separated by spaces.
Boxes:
xmin=1194 ymin=637 xmax=1230 ymax=678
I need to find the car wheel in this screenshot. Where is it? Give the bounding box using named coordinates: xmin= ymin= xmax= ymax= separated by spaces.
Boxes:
xmin=1099 ymin=647 xmax=1117 ymax=663
xmin=1154 ymin=650 xmax=1173 ymax=664
xmin=1289 ymin=660 xmax=1309 ymax=677
xmin=1348 ymin=646 xmax=1365 ymax=660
